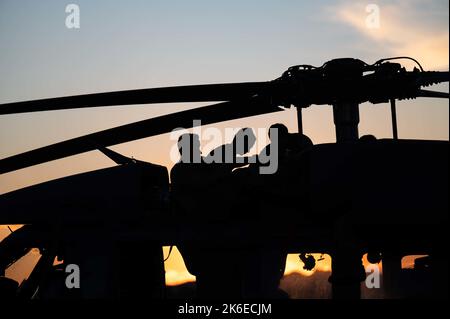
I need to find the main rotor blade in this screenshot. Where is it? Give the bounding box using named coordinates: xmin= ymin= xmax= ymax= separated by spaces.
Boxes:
xmin=0 ymin=97 xmax=277 ymax=174
xmin=417 ymin=71 xmax=449 ymax=87
xmin=97 ymin=147 xmax=134 ymax=165
xmin=417 ymin=89 xmax=449 ymax=99
xmin=0 ymin=82 xmax=269 ymax=115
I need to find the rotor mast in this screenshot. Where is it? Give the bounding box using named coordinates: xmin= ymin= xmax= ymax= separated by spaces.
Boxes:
xmin=328 ymin=58 xmax=364 ymax=143
xmin=333 ymin=102 xmax=360 ymax=143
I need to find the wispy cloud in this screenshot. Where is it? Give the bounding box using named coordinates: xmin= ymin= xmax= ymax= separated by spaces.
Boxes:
xmin=328 ymin=0 xmax=449 ymax=70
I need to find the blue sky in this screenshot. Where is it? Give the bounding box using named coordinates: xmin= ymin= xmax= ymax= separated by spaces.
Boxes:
xmin=0 ymin=0 xmax=448 ymax=193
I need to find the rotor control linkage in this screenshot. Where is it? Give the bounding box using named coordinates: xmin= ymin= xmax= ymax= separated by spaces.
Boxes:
xmin=273 ymin=57 xmax=449 ymax=142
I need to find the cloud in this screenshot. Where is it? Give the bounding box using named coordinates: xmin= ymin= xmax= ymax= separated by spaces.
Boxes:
xmin=329 ymin=0 xmax=449 ymax=70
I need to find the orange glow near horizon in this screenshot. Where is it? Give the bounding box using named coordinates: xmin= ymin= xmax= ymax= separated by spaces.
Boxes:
xmin=162 ymin=247 xmax=334 ymax=286
xmin=0 ymin=227 xmax=427 ymax=290
xmin=162 ymin=246 xmax=383 ymax=286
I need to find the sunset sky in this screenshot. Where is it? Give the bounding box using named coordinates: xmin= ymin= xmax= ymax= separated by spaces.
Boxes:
xmin=0 ymin=0 xmax=448 ymax=286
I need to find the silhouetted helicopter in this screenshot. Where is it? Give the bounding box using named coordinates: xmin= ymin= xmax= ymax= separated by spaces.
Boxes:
xmin=0 ymin=57 xmax=448 ymax=299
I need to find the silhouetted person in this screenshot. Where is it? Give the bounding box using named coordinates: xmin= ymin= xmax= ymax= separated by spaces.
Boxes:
xmin=171 ymin=133 xmax=251 ymax=298
xmin=198 ymin=128 xmax=260 ymax=298
xmin=240 ymin=125 xmax=315 ymax=298
xmin=230 ymin=124 xmax=290 ymax=298
xmin=170 ymin=133 xmax=207 ymax=220
xmin=170 ymin=133 xmax=213 ymax=294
